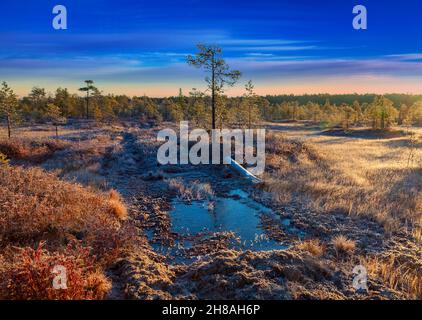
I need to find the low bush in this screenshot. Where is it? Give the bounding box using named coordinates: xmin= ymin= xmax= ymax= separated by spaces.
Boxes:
xmin=0 ymin=165 xmax=135 ymax=299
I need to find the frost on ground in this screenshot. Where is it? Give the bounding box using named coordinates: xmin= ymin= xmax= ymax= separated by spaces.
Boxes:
xmin=0 ymin=121 xmax=420 ymax=300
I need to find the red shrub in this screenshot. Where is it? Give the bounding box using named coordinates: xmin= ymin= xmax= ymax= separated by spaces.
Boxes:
xmin=0 ymin=139 xmax=29 ymax=159
xmin=0 ymin=138 xmax=68 ymax=163
xmin=1 ymin=241 xmax=111 ymax=300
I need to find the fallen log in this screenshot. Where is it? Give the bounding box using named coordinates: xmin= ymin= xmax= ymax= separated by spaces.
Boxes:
xmin=224 ymin=156 xmax=262 ymax=184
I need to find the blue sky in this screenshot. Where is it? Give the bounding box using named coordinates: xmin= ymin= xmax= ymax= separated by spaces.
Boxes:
xmin=1 ymin=0 xmax=422 ymax=96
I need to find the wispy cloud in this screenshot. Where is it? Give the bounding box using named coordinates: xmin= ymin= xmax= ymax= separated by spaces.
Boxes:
xmin=218 ymin=39 xmax=306 ymax=46
xmin=4 ymin=53 xmax=422 ymax=87
xmin=385 ymin=53 xmax=422 ymax=61
xmin=226 ymin=45 xmax=318 ymax=52
xmin=228 ymin=56 xmax=422 ymax=78
xmin=245 ymin=53 xmax=274 ymax=57
xmin=240 ymin=53 xmax=312 ymax=61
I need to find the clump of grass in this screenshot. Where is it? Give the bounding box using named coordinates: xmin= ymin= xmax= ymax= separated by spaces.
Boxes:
xmin=0 ymin=152 xmax=9 ymax=165
xmin=331 ymin=235 xmax=356 ymax=257
xmin=168 ymin=178 xmax=190 ymax=199
xmin=109 ymin=189 xmax=121 ymax=201
xmin=297 ymin=239 xmax=325 ymax=257
xmin=168 ymin=178 xmax=214 ymax=202
xmin=192 ymin=182 xmax=214 ymax=200
xmin=108 ymin=189 xmax=128 ymax=220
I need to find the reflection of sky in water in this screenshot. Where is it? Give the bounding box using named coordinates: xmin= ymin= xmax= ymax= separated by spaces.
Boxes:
xmin=170 ymin=189 xmax=287 ymax=251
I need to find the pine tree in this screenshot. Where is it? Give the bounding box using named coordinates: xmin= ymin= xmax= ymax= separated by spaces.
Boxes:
xmin=79 ymin=80 xmax=97 ymax=119
xmin=187 ymin=44 xmax=241 ymax=129
xmin=243 ymin=80 xmax=259 ymax=129
xmin=44 ymin=103 xmax=65 ymax=137
xmin=0 ymin=81 xmax=19 ymax=138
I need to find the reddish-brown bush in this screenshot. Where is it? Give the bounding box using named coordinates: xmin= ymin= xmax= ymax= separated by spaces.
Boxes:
xmin=0 ymin=138 xmax=68 ymax=163
xmin=0 ymin=165 xmax=137 ymax=299
xmin=1 ymin=241 xmax=111 ymax=300
xmin=0 ymin=166 xmax=128 ymax=250
xmin=0 ymin=139 xmax=29 ymax=158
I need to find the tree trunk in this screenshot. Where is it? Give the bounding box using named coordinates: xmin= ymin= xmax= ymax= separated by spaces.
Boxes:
xmin=211 ymin=53 xmax=216 ymax=130
xmin=381 ymin=112 xmax=385 ymax=130
xmin=6 ymin=114 xmax=11 ymax=139
xmin=55 ymin=125 xmax=58 ymax=138
xmin=86 ymin=91 xmax=89 ymax=119
xmin=248 ymin=103 xmax=251 ymax=129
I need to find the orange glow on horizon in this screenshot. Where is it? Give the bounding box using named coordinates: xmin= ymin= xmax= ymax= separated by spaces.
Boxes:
xmin=8 ymin=76 xmax=422 ymax=98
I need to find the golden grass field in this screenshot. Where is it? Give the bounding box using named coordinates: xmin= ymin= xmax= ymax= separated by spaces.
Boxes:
xmin=265 ymin=123 xmax=422 ymax=233
xmin=263 ymin=123 xmax=421 ymax=298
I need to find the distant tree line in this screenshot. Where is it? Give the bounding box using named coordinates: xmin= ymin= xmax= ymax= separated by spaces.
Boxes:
xmin=1 ymin=78 xmax=422 ymax=139
xmin=263 ymin=96 xmax=422 ymax=129
xmin=264 ymin=93 xmax=422 ymax=108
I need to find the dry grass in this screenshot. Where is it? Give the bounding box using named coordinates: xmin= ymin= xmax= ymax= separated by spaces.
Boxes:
xmin=64 ymin=166 xmax=108 ymax=190
xmin=0 ymin=165 xmax=135 ymax=299
xmin=0 ymin=165 xmax=129 ymax=247
xmin=297 ymin=239 xmax=325 ymax=257
xmin=108 ymin=189 xmax=128 ymax=220
xmin=168 ymin=178 xmax=214 ymax=202
xmin=109 ymin=189 xmax=121 ymax=201
xmin=43 ymin=136 xmax=113 ymax=174
xmin=0 ymin=138 xmax=68 ymax=163
xmin=331 ymin=235 xmax=356 ymax=257
xmin=0 ymin=125 xmax=81 ymax=140
xmin=361 ymin=254 xmax=422 ymax=299
xmin=0 ymin=152 xmax=8 ymax=165
xmin=264 ymin=129 xmax=422 ymax=234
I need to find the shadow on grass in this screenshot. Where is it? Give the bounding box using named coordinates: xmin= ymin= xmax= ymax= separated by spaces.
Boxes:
xmin=316 ymin=128 xmax=408 ymax=140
